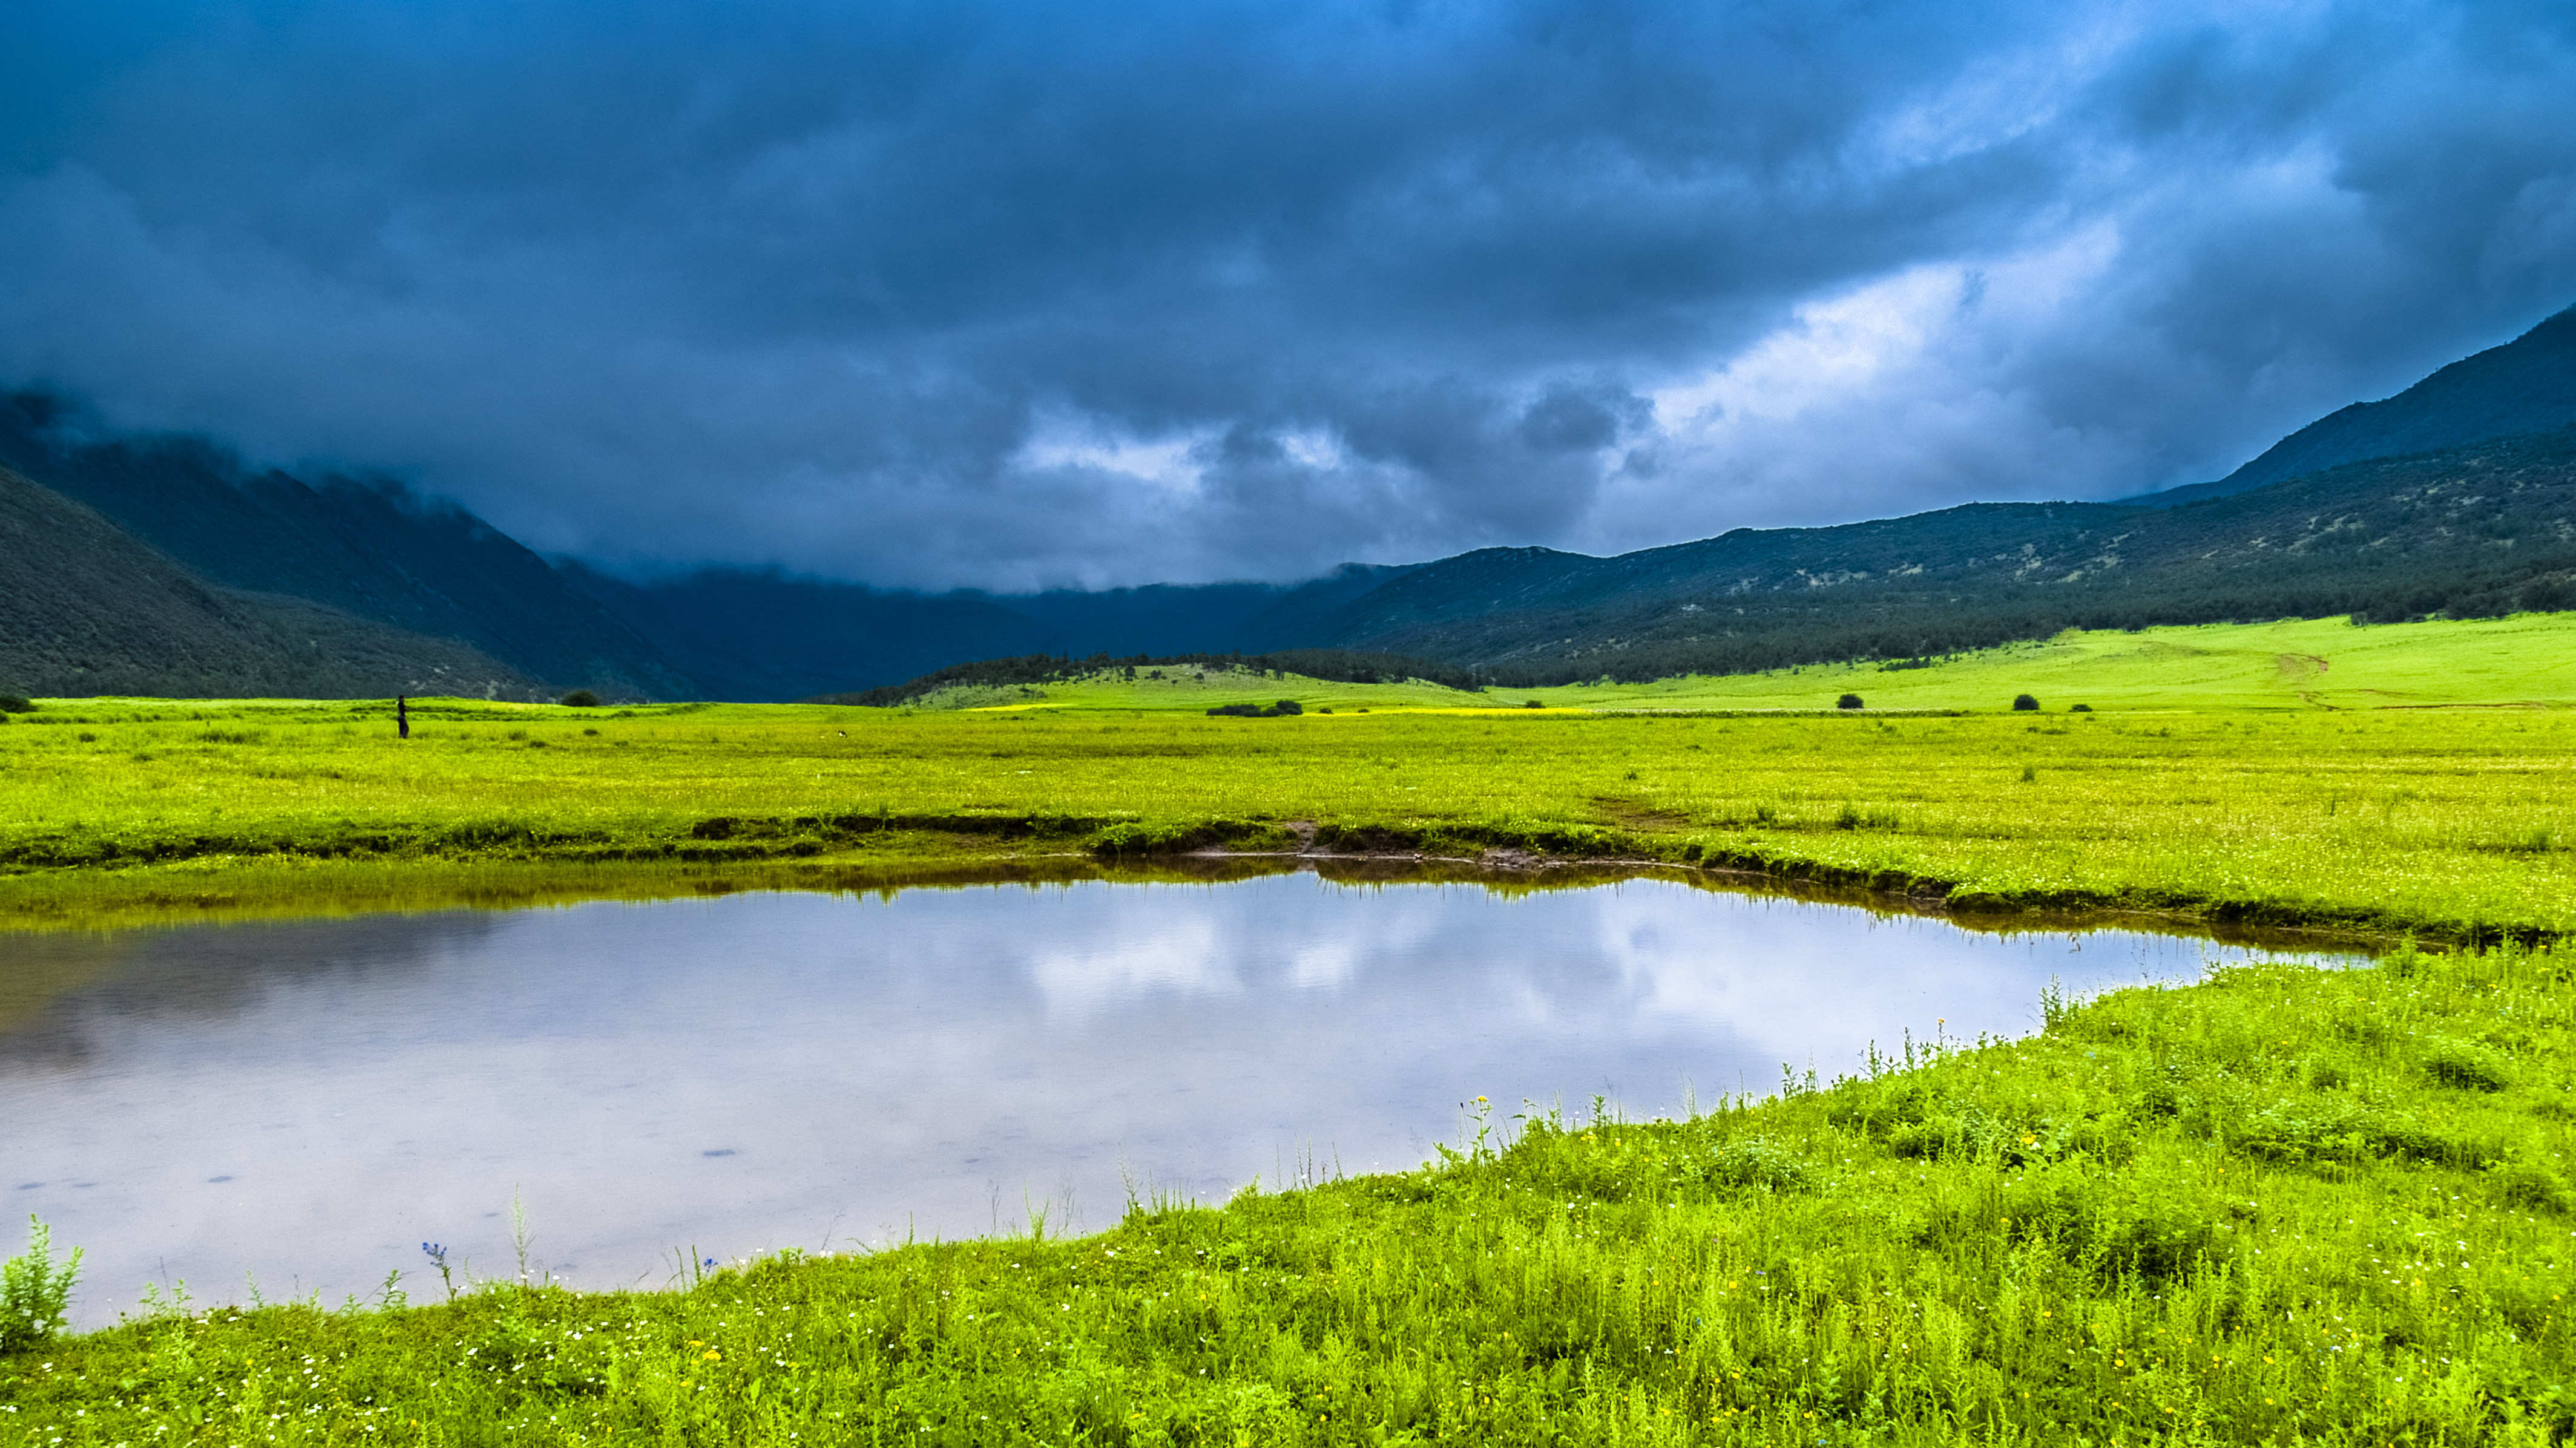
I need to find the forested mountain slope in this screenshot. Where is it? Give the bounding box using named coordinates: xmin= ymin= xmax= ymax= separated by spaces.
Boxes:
xmin=0 ymin=394 xmax=687 ymax=698
xmin=1313 ymin=427 xmax=2576 ymax=681
xmin=562 ymin=563 xmax=1413 ymax=703
xmin=558 ymin=565 xmax=1062 ymax=704
xmin=2137 ymin=303 xmax=2576 ymax=506
xmin=0 ymin=466 xmax=533 ymax=698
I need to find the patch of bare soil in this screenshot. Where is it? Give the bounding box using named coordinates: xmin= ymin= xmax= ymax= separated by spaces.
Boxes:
xmin=1588 ymin=796 xmax=1693 ymax=830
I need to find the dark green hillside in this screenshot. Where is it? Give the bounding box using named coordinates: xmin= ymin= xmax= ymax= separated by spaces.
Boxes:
xmin=818 ymin=644 xmax=1487 ymax=706
xmin=1317 ymin=427 xmax=2576 ymax=681
xmin=2140 ymin=303 xmax=2576 ymax=505
xmin=0 ymin=393 xmax=688 ymax=698
xmin=579 ymin=562 xmax=1418 ymax=701
xmin=558 ymin=563 xmax=1062 ymax=704
xmin=997 ymin=563 xmax=1416 ymax=655
xmin=1315 ymin=502 xmax=2130 ymax=644
xmin=0 ymin=467 xmax=533 ymax=698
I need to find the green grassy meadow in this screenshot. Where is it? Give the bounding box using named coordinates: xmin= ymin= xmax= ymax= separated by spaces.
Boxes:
xmin=5 ymin=613 xmax=2576 ymax=940
xmin=1028 ymin=612 xmax=2576 ymax=715
xmin=11 ymin=612 xmax=2576 ymax=1442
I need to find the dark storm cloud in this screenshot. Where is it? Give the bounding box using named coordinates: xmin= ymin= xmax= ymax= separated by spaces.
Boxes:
xmin=2 ymin=0 xmax=2573 ymax=588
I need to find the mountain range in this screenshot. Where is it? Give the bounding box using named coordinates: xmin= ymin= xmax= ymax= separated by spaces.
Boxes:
xmin=3 ymin=303 xmax=2572 ymax=699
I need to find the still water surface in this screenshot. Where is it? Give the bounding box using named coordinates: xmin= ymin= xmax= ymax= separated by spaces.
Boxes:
xmin=3 ymin=873 xmax=2344 ymax=1324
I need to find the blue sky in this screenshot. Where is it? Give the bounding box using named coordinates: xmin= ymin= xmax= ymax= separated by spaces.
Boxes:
xmin=4 ymin=0 xmax=2573 ymax=589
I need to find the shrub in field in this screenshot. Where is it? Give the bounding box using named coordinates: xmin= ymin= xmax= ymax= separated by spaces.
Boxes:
xmin=1 ymin=1216 xmax=80 ymax=1352
xmin=2000 ymin=1171 xmax=2228 ymax=1286
xmin=1704 ymin=1136 xmax=1812 ymax=1193
xmin=0 ymin=695 xmax=33 ymax=713
xmin=1836 ymin=693 xmax=1864 ymax=709
xmin=2422 ymin=1037 xmax=2512 ymax=1091
xmin=2491 ymin=1160 xmax=2576 ymax=1214
xmin=2071 ymin=703 xmax=2093 ymax=712
xmin=2012 ymin=693 xmax=2040 ymax=710
xmin=559 ymin=689 xmax=600 ymax=707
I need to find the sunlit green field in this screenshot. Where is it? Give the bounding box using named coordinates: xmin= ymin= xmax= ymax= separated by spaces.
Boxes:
xmin=1023 ymin=612 xmax=2576 ymax=715
xmin=12 ymin=613 xmax=2576 ymax=1441
xmin=5 ymin=612 xmax=2576 ymax=939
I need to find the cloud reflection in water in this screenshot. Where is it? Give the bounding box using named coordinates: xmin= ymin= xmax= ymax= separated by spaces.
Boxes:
xmin=0 ymin=875 xmax=2333 ymax=1326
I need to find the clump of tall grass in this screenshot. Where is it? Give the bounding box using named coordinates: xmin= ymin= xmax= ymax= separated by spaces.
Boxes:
xmin=1 ymin=1217 xmax=80 ymax=1352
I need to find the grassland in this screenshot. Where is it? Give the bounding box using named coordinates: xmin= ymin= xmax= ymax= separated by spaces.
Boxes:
xmin=12 ymin=942 xmax=2576 ymax=1444
xmin=5 ymin=614 xmax=2576 ymax=942
xmin=11 ymin=613 xmax=2576 ymax=1441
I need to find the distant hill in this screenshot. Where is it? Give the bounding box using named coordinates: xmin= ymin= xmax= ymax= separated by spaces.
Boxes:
xmin=0 ymin=390 xmax=1422 ymax=699
xmin=783 ymin=304 xmax=2576 ymax=690
xmin=818 ymin=644 xmax=1486 ymax=708
xmin=1306 ymin=427 xmax=2576 ymax=682
xmin=557 ymin=564 xmax=1062 ymax=704
xmin=564 ymin=562 xmax=1414 ymax=702
xmin=2132 ymin=303 xmax=2576 ymax=506
xmin=0 ymin=465 xmax=534 ymax=698
xmin=7 ymin=300 xmax=2574 ymax=699
xmin=995 ymin=565 xmax=1416 ymax=657
xmin=0 ymin=393 xmax=689 ymax=698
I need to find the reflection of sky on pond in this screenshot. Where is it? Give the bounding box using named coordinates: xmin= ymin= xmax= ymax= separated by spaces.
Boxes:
xmin=0 ymin=875 xmax=2347 ymax=1325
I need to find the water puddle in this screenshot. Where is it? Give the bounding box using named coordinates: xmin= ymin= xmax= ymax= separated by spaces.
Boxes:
xmin=1 ymin=873 xmax=2358 ymax=1325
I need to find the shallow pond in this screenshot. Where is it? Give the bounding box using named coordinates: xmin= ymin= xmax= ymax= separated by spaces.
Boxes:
xmin=2 ymin=871 xmax=2351 ymax=1325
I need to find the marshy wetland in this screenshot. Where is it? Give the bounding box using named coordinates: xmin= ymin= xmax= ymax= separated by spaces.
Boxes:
xmin=8 ymin=615 xmax=2576 ymax=1443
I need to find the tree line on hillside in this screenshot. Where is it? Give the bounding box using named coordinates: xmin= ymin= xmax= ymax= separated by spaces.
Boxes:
xmin=806 ymin=647 xmax=1490 ymax=706
xmin=1458 ymin=552 xmax=2576 ymax=686
xmin=1373 ymin=428 xmax=2576 ymax=684
xmin=810 ymin=531 xmax=2576 ymax=699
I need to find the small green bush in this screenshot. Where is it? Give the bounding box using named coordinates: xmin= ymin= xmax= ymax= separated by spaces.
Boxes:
xmin=0 ymin=695 xmax=34 ymax=713
xmin=2492 ymin=1160 xmax=2575 ymax=1214
xmin=2012 ymin=693 xmax=2040 ymax=711
xmin=1704 ymin=1136 xmax=1812 ymax=1193
xmin=2422 ymin=1037 xmax=2512 ymax=1091
xmin=2070 ymin=703 xmax=2093 ymax=712
xmin=559 ymin=689 xmax=601 ymax=708
xmin=1836 ymin=693 xmax=1864 ymax=710
xmin=1 ymin=1216 xmax=80 ymax=1353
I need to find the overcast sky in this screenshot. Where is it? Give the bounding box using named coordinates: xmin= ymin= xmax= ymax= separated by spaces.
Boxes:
xmin=4 ymin=0 xmax=2573 ymax=590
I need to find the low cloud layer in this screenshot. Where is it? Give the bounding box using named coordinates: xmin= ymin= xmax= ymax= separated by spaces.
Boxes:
xmin=4 ymin=0 xmax=2573 ymax=589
